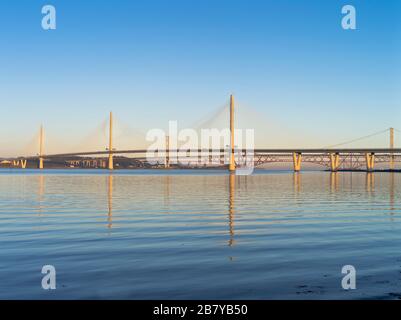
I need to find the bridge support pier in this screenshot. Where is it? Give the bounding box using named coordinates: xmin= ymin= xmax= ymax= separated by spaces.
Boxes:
xmin=21 ymin=159 xmax=27 ymax=169
xmin=165 ymin=135 xmax=170 ymax=168
xmin=365 ymin=153 xmax=375 ymax=172
xmin=330 ymin=153 xmax=340 ymax=172
xmin=292 ymin=152 xmax=302 ymax=172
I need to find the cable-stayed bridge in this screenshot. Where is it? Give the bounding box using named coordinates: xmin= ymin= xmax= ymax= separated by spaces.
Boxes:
xmin=1 ymin=95 xmax=401 ymax=172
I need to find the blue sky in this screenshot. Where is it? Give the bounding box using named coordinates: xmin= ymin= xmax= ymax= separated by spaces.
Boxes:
xmin=0 ymin=0 xmax=400 ymax=154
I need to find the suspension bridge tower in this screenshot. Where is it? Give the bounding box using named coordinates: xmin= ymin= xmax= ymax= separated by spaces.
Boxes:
xmin=108 ymin=111 xmax=114 ymax=170
xmin=38 ymin=125 xmax=44 ymax=169
xmin=390 ymin=127 xmax=394 ymax=170
xmin=229 ymin=94 xmax=236 ymax=172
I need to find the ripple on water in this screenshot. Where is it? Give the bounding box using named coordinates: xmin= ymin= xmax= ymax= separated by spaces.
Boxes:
xmin=0 ymin=170 xmax=401 ymax=299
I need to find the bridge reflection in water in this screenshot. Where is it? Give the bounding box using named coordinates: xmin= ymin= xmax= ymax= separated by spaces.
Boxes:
xmin=100 ymin=172 xmax=239 ymax=246
xmin=108 ymin=175 xmax=113 ymax=229
xmin=3 ymin=171 xmax=401 ymax=299
xmin=228 ymin=173 xmax=235 ymax=247
xmin=52 ymin=171 xmax=397 ymax=247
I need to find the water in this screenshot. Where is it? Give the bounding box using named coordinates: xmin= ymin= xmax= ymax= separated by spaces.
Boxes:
xmin=1 ymin=169 xmax=401 ymax=299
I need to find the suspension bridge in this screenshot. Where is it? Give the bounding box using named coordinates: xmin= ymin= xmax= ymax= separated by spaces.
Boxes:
xmin=1 ymin=95 xmax=401 ymax=172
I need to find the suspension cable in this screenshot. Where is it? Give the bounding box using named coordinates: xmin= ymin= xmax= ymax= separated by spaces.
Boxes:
xmin=324 ymin=128 xmax=390 ymax=148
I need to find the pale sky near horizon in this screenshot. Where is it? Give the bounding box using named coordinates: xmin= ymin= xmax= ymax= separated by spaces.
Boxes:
xmin=1 ymin=0 xmax=401 ymax=156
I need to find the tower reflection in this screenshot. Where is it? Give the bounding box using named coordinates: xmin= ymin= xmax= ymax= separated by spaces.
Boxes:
xmin=389 ymin=172 xmax=395 ymax=213
xmin=366 ymin=172 xmax=375 ymax=193
xmin=164 ymin=175 xmax=171 ymax=208
xmin=293 ymin=172 xmax=301 ymax=193
xmin=330 ymin=172 xmax=339 ymax=193
xmin=228 ymin=173 xmax=235 ymax=247
xmin=107 ymin=174 xmax=113 ymax=229
xmin=37 ymin=175 xmax=45 ymax=215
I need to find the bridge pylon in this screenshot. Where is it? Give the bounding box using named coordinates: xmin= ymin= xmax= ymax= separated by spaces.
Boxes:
xmin=108 ymin=111 xmax=114 ymax=170
xmin=165 ymin=135 xmax=170 ymax=168
xmin=229 ymin=94 xmax=236 ymax=172
xmin=390 ymin=127 xmax=394 ymax=170
xmin=38 ymin=125 xmax=44 ymax=169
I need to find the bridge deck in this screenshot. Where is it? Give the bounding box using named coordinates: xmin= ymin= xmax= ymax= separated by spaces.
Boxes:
xmin=5 ymin=148 xmax=401 ymax=160
xmin=39 ymin=148 xmax=401 ymax=159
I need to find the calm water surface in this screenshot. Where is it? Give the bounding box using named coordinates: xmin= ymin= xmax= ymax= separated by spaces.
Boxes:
xmin=1 ymin=169 xmax=401 ymax=299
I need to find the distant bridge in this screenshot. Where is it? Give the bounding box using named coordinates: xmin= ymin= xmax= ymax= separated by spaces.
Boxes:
xmin=2 ymin=95 xmax=400 ymax=172
xmin=7 ymin=148 xmax=401 ymax=172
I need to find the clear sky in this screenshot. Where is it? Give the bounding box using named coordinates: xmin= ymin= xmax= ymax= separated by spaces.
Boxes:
xmin=0 ymin=0 xmax=400 ymax=155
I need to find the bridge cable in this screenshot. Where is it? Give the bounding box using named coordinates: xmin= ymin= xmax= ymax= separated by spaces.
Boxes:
xmin=323 ymin=128 xmax=390 ymax=149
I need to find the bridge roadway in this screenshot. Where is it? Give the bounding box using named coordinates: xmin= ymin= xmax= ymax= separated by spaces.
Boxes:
xmin=31 ymin=148 xmax=401 ymax=159
xmin=6 ymin=148 xmax=401 ymax=171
